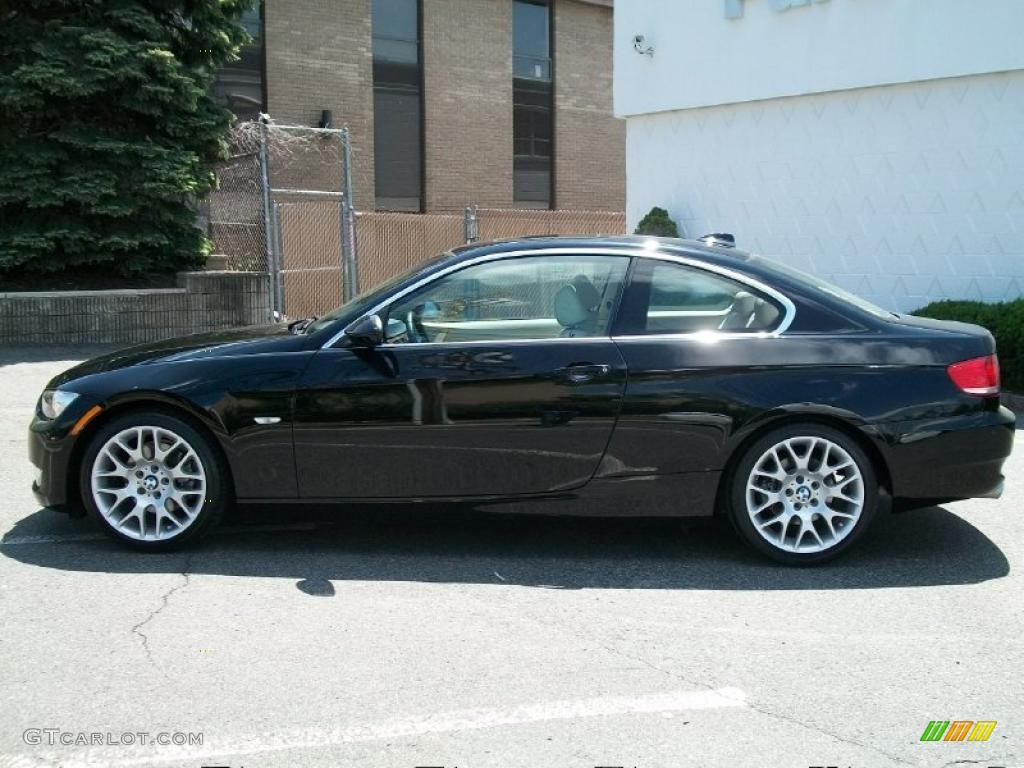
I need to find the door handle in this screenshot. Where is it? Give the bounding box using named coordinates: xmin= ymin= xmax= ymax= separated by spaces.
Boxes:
xmin=558 ymin=363 xmax=611 ymax=384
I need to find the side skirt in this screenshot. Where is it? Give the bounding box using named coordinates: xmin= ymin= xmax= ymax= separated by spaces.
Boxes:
xmin=237 ymin=472 xmax=721 ymax=518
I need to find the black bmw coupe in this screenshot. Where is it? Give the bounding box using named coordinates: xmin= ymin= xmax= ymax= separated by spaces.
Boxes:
xmin=29 ymin=236 xmax=1014 ymax=563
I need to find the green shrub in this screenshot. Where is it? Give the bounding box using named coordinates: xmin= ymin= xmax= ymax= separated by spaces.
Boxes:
xmin=634 ymin=206 xmax=680 ymax=238
xmin=913 ymin=299 xmax=1024 ymax=391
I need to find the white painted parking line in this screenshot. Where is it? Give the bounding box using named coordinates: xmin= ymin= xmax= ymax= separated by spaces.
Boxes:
xmin=12 ymin=687 xmax=747 ymax=768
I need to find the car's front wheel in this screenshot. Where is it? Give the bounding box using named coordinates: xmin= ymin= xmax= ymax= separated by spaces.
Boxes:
xmin=728 ymin=424 xmax=878 ymax=564
xmin=80 ymin=410 xmax=228 ymax=551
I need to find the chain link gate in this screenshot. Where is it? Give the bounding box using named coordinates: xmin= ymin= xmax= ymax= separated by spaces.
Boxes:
xmin=262 ymin=121 xmax=356 ymax=320
xmin=208 ymin=119 xmax=356 ymax=322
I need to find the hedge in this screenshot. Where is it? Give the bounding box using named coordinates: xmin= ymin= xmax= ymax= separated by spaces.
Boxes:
xmin=913 ymin=299 xmax=1024 ymax=391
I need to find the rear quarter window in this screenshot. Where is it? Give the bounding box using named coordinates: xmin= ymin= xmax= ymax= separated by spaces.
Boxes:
xmin=616 ymin=259 xmax=784 ymax=335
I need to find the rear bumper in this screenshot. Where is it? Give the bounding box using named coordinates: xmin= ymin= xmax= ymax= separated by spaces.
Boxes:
xmin=882 ymin=404 xmax=1014 ymax=502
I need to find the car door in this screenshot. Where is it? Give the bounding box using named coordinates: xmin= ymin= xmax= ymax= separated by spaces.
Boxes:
xmin=292 ymin=252 xmax=631 ymax=498
xmin=603 ymin=254 xmax=790 ymax=476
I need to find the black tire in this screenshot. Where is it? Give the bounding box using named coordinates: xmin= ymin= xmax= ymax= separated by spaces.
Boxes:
xmin=727 ymin=423 xmax=879 ymax=565
xmin=79 ymin=410 xmax=229 ymax=551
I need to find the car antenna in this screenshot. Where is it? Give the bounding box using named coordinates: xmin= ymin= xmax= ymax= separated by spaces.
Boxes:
xmin=699 ymin=233 xmax=735 ymax=248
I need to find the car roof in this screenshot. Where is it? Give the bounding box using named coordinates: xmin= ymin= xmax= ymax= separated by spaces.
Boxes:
xmin=450 ymin=235 xmax=754 ymax=268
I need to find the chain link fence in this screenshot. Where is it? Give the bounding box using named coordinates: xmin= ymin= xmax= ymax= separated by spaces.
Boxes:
xmin=206 ymin=119 xmax=626 ymax=321
xmin=355 ymin=208 xmax=627 ymax=293
xmin=204 ymin=125 xmax=266 ymax=273
xmin=474 ymin=208 xmax=626 ymax=243
xmin=355 ymin=211 xmax=463 ymax=291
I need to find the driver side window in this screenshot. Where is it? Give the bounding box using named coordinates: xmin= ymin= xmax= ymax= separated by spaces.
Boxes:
xmin=383 ymin=254 xmax=629 ymax=344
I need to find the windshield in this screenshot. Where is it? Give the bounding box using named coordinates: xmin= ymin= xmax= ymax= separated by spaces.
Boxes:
xmin=304 ymin=251 xmax=451 ymax=334
xmin=749 ymin=255 xmax=897 ymax=320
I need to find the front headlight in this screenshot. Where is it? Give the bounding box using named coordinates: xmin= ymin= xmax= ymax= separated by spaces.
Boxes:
xmin=39 ymin=389 xmax=79 ymax=420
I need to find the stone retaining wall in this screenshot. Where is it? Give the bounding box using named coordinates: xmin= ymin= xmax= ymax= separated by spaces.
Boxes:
xmin=0 ymin=271 xmax=270 ymax=346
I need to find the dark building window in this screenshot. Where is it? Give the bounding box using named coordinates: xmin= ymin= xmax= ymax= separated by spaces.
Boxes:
xmin=513 ymin=0 xmax=553 ymax=208
xmin=212 ymin=6 xmax=265 ymax=121
xmin=373 ymin=0 xmax=423 ymax=212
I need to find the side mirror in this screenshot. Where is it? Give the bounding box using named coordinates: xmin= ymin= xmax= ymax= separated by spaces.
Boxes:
xmin=342 ymin=314 xmax=384 ymax=348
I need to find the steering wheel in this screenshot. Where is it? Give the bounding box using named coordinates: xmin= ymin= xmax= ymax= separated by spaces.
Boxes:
xmin=405 ymin=307 xmax=429 ymax=343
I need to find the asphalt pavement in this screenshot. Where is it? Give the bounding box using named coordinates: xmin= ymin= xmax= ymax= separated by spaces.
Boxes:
xmin=1 ymin=347 xmax=1021 ymax=768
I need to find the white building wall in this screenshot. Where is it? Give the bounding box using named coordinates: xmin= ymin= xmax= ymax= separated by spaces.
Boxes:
xmin=615 ymin=0 xmax=1024 ymax=118
xmin=626 ymin=70 xmax=1024 ymax=312
xmin=616 ymin=0 xmax=1024 ymax=311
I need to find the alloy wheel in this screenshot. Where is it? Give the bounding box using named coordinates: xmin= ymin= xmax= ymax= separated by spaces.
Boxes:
xmin=745 ymin=436 xmax=865 ymax=554
xmin=90 ymin=425 xmax=207 ymax=542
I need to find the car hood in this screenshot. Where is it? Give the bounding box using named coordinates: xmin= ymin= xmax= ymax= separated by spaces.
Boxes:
xmin=49 ymin=324 xmax=309 ymax=388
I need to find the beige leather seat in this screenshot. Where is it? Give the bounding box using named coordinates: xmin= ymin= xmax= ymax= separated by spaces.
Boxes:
xmin=719 ymin=291 xmax=757 ymax=330
xmin=554 ymin=275 xmax=601 ymax=337
xmin=752 ymin=297 xmax=780 ymax=329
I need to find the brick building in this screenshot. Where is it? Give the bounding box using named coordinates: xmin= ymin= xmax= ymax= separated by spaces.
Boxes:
xmin=214 ymin=0 xmax=623 ymax=213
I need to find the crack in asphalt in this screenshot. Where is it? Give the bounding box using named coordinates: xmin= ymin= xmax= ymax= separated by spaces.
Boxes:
xmin=129 ymin=554 xmax=193 ymax=676
xmin=738 ymin=696 xmax=917 ymax=767
xmin=624 ymin=641 xmax=917 ymax=767
xmin=601 ymin=639 xmax=915 ymax=765
xmin=514 ymin=597 xmax=917 ymax=767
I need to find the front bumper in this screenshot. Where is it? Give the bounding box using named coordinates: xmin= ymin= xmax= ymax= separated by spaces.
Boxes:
xmin=976 ymin=478 xmax=1004 ymax=499
xmin=28 ymin=405 xmax=92 ymax=509
xmin=883 ymin=404 xmax=1014 ymax=502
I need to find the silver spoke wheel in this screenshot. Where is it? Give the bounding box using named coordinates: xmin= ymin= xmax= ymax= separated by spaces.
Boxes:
xmin=90 ymin=425 xmax=207 ymax=542
xmin=745 ymin=436 xmax=865 ymax=554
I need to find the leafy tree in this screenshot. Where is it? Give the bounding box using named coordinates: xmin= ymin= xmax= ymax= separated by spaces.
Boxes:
xmin=633 ymin=206 xmax=680 ymax=238
xmin=0 ymin=0 xmax=256 ymax=279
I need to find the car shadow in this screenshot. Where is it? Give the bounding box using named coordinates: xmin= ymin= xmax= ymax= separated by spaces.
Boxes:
xmin=0 ymin=503 xmax=1009 ymax=591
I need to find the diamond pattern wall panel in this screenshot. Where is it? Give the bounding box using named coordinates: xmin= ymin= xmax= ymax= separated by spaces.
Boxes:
xmin=626 ymin=70 xmax=1024 ymax=312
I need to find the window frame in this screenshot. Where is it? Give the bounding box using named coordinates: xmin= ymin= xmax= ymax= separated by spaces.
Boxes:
xmin=512 ymin=0 xmax=554 ymax=208
xmin=377 ymin=252 xmax=631 ymax=347
xmin=211 ymin=4 xmax=266 ymax=120
xmin=611 ymin=255 xmax=794 ymax=339
xmin=371 ymin=0 xmax=425 ymax=212
xmin=322 ymin=248 xmax=797 ymax=350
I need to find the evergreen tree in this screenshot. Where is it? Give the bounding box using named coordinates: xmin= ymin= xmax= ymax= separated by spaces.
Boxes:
xmin=0 ymin=0 xmax=256 ymax=278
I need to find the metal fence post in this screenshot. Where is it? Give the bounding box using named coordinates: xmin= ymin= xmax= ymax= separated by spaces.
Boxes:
xmin=271 ymin=202 xmax=285 ymax=317
xmin=340 ymin=126 xmax=359 ymax=301
xmin=252 ymin=119 xmax=274 ymax=321
xmin=464 ymin=205 xmax=479 ymax=243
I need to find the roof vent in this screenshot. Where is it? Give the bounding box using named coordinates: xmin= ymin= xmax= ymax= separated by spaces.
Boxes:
xmin=699 ymin=232 xmax=735 ymax=248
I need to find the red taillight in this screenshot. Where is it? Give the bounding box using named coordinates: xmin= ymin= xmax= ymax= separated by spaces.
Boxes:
xmin=947 ymin=354 xmax=1000 ymax=396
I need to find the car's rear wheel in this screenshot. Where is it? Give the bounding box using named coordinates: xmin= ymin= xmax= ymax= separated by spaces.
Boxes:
xmin=80 ymin=411 xmax=227 ymax=551
xmin=728 ymin=424 xmax=878 ymax=564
